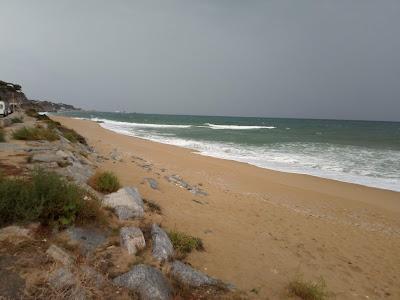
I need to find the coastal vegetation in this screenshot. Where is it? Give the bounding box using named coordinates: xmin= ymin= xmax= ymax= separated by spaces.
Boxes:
xmin=168 ymin=230 xmax=204 ymax=257
xmin=88 ymin=171 xmax=121 ymax=193
xmin=0 ymin=128 xmax=4 ymax=142
xmin=143 ymin=198 xmax=162 ymax=214
xmin=44 ymin=118 xmax=87 ymax=144
xmin=11 ymin=117 xmax=23 ymax=123
xmin=0 ymin=169 xmax=103 ymax=228
xmin=288 ymin=277 xmax=328 ymax=300
xmin=12 ymin=126 xmax=58 ymax=141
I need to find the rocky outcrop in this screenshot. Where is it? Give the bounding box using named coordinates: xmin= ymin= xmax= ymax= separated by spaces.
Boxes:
xmin=169 ymin=261 xmax=218 ymax=287
xmin=120 ymin=227 xmax=146 ymax=255
xmin=113 ymin=264 xmax=172 ymax=300
xmin=103 ymin=187 xmax=144 ymax=220
xmin=151 ymin=224 xmax=174 ymax=262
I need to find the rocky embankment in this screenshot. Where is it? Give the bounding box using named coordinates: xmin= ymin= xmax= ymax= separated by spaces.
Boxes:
xmin=0 ymin=111 xmax=239 ymax=299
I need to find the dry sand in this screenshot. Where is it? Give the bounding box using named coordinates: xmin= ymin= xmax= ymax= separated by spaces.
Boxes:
xmin=53 ymin=116 xmax=400 ymax=299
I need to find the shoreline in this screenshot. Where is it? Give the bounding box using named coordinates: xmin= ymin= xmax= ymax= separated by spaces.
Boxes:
xmin=66 ymin=114 xmax=400 ymax=193
xmin=52 ymin=115 xmax=400 ymax=299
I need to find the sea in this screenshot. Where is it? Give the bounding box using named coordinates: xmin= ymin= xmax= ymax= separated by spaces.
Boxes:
xmin=56 ymin=111 xmax=400 ymax=192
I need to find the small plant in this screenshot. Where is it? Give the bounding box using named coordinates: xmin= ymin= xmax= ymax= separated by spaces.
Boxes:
xmin=288 ymin=277 xmax=328 ymax=300
xmin=11 ymin=117 xmax=23 ymax=123
xmin=168 ymin=230 xmax=204 ymax=256
xmin=12 ymin=126 xmax=58 ymax=141
xmin=0 ymin=128 xmax=5 ymax=142
xmin=143 ymin=198 xmax=162 ymax=214
xmin=88 ymin=171 xmax=120 ymax=194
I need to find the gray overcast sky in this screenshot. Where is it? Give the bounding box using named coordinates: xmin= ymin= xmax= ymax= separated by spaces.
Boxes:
xmin=1 ymin=1 xmax=400 ymax=121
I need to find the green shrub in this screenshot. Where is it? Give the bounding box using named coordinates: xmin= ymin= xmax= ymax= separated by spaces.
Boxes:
xmin=0 ymin=169 xmax=102 ymax=228
xmin=168 ymin=230 xmax=204 ymax=256
xmin=11 ymin=117 xmax=23 ymax=124
xmin=0 ymin=129 xmax=5 ymax=142
xmin=288 ymin=277 xmax=328 ymax=300
xmin=12 ymin=126 xmax=58 ymax=141
xmin=88 ymin=171 xmax=120 ymax=194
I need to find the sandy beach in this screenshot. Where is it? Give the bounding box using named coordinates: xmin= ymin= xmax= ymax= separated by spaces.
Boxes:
xmin=52 ymin=115 xmax=400 ymax=299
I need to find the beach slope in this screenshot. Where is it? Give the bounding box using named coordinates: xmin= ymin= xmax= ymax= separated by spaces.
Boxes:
xmin=53 ymin=116 xmax=400 ymax=299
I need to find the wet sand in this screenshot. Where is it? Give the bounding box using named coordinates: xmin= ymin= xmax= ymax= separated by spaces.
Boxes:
xmin=53 ymin=115 xmax=400 ymax=299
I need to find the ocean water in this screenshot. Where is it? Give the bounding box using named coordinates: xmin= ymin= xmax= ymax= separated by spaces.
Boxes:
xmin=57 ymin=111 xmax=400 ymax=192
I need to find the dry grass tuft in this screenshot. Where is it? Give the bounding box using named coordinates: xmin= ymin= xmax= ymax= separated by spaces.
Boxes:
xmin=288 ymin=277 xmax=328 ymax=300
xmin=88 ymin=171 xmax=120 ymax=194
xmin=168 ymin=230 xmax=204 ymax=258
xmin=143 ymin=198 xmax=162 ymax=214
xmin=12 ymin=126 xmax=58 ymax=141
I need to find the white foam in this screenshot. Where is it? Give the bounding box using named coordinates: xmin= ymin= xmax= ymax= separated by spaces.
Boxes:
xmin=89 ymin=118 xmax=192 ymax=129
xmin=204 ymin=123 xmax=276 ymax=130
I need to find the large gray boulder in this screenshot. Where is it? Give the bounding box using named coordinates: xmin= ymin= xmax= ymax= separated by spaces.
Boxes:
xmin=113 ymin=264 xmax=172 ymax=300
xmin=57 ymin=161 xmax=94 ymax=183
xmin=103 ymin=187 xmax=144 ymax=220
xmin=120 ymin=227 xmax=146 ymax=255
xmin=169 ymin=261 xmax=218 ymax=287
xmin=151 ymin=224 xmax=174 ymax=262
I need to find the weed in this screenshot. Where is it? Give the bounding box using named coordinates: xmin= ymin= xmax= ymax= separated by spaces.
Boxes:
xmin=288 ymin=277 xmax=328 ymax=300
xmin=168 ymin=230 xmax=204 ymax=257
xmin=88 ymin=171 xmax=120 ymax=194
xmin=0 ymin=128 xmax=4 ymax=142
xmin=11 ymin=117 xmax=23 ymax=124
xmin=143 ymin=198 xmax=162 ymax=214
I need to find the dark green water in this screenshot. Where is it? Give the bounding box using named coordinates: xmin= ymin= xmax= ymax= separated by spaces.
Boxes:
xmin=58 ymin=111 xmax=400 ymax=192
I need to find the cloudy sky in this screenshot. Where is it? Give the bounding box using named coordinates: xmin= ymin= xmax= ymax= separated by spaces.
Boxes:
xmin=1 ymin=1 xmax=399 ymax=121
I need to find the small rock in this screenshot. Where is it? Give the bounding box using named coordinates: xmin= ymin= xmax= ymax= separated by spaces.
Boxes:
xmin=48 ymin=267 xmax=76 ymax=290
xmin=169 ymin=261 xmax=218 ymax=287
xmin=46 ymin=244 xmax=74 ymax=266
xmin=120 ymin=227 xmax=146 ymax=255
xmin=145 ymin=178 xmax=159 ymax=190
xmin=113 ymin=264 xmax=172 ymax=300
xmin=151 ymin=224 xmax=174 ymax=262
xmin=103 ymin=187 xmax=144 ymax=220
